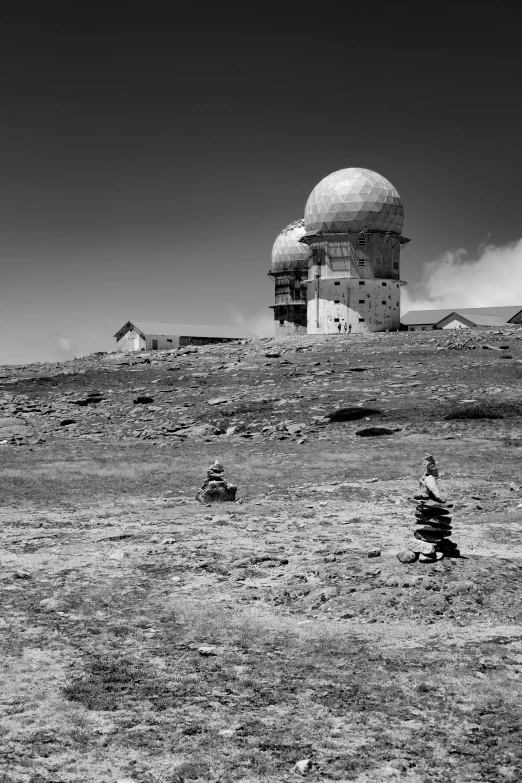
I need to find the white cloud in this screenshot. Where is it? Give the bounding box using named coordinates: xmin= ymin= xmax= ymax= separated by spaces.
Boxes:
xmin=56 ymin=337 xmax=72 ymax=351
xmin=402 ymin=237 xmax=522 ymax=313
xmin=49 ymin=335 xmax=75 ymax=360
xmin=229 ymin=305 xmax=274 ymax=338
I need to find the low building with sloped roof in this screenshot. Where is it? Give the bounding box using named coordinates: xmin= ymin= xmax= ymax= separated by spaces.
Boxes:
xmin=401 ymin=306 xmax=522 ymax=331
xmin=114 ymin=321 xmax=258 ymax=351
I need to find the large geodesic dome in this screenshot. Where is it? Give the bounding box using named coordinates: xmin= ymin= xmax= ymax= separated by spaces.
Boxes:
xmin=271 ymin=219 xmax=312 ymax=272
xmin=304 ymin=168 xmax=404 ymax=235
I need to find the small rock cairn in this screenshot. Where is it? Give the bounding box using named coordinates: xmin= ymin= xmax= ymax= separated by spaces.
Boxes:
xmin=398 ymin=454 xmax=459 ymax=563
xmin=196 ymin=460 xmax=237 ymax=503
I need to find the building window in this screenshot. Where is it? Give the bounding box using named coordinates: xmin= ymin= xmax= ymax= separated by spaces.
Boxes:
xmin=334 ymin=281 xmax=340 ymax=286
xmin=152 ymin=339 xmax=158 ymax=350
xmin=359 ymin=318 xmax=365 ymax=322
xmin=167 ymin=339 xmax=172 ymax=343
xmin=359 ymin=299 xmax=365 ymax=304
xmin=394 ymin=262 xmax=399 ymax=270
xmin=334 ymin=318 xmax=340 ymax=323
xmin=382 ymin=301 xmax=387 ymax=305
xmin=279 ymin=320 xmax=284 ymax=325
xmin=334 ymin=299 xmax=340 ymax=304
xmin=382 ymin=282 xmax=386 ymax=286
xmin=358 ymin=235 xmax=366 ymax=246
xmin=359 ymin=281 xmax=365 ymax=286
xmin=358 ymin=260 xmax=365 ymax=266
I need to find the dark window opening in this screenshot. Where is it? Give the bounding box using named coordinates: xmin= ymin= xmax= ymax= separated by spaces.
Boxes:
xmin=359 ymin=299 xmax=365 ymax=304
xmin=358 ymin=235 xmax=366 ymax=246
xmin=334 ymin=299 xmax=340 ymax=303
xmin=382 ymin=301 xmax=387 ymax=305
xmin=359 ymin=318 xmax=365 ymax=322
xmin=394 ymin=262 xmax=399 ymax=269
xmin=334 ymin=281 xmax=340 ymax=286
xmin=358 ymin=260 xmax=365 ymax=266
xmin=382 ymin=282 xmax=386 ymax=286
xmin=152 ymin=339 xmax=158 ymax=350
xmin=334 ymin=318 xmax=340 ymax=323
xmin=359 ymin=281 xmax=365 ymax=286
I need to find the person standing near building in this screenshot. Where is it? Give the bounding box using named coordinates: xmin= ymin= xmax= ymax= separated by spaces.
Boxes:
xmin=343 ymin=322 xmax=348 ymax=333
xmin=337 ymin=322 xmax=342 ymax=333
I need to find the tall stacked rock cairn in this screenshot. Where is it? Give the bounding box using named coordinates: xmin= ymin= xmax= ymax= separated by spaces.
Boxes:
xmin=398 ymin=454 xmax=459 ymax=564
xmin=196 ymin=460 xmax=237 ymax=503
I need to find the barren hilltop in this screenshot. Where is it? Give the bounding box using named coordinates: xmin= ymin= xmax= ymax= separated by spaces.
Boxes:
xmin=2 ymin=328 xmax=522 ymax=782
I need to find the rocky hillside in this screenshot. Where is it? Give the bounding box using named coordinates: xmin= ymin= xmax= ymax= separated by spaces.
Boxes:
xmin=1 ymin=327 xmax=522 ymax=783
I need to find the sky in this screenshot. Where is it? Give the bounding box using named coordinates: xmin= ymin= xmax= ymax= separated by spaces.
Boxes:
xmin=0 ymin=5 xmax=521 ymax=364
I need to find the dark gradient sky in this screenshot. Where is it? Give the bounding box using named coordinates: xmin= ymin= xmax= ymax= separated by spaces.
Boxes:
xmin=1 ymin=5 xmax=521 ymax=363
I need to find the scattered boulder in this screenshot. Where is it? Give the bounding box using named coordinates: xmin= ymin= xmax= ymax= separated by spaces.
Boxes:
xmin=356 ymin=427 xmax=395 ymax=437
xmin=405 ymin=539 xmax=436 ymax=556
xmin=184 ymin=424 xmax=220 ymax=438
xmin=39 ymin=597 xmax=70 ymax=613
xmin=198 ymin=645 xmax=219 ymax=656
xmin=397 ymin=549 xmax=417 ymax=563
xmin=70 ymin=391 xmax=104 ymax=406
xmin=226 ymin=424 xmax=244 ymax=436
xmin=293 ymin=759 xmax=312 ymax=776
xmin=327 ymin=407 xmax=380 ymax=423
xmin=207 ymin=397 xmax=230 ymax=406
xmin=419 ymin=551 xmax=444 ymax=563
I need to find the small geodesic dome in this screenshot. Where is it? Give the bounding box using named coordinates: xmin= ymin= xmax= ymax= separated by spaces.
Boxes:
xmin=271 ymin=219 xmax=312 ymax=272
xmin=304 ymin=168 xmax=404 ymax=235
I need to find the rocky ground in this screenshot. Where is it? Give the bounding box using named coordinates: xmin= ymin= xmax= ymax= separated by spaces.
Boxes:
xmin=1 ymin=327 xmax=522 ymax=782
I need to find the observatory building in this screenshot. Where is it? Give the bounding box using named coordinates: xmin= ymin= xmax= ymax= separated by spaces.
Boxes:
xmin=268 ymin=219 xmax=311 ymax=336
xmin=301 ymin=168 xmax=409 ymax=333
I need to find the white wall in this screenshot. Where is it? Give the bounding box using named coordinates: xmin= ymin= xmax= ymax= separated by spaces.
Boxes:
xmin=275 ymin=320 xmax=307 ymax=337
xmin=441 ymin=319 xmax=468 ymax=329
xmin=144 ymin=334 xmax=179 ymax=350
xmin=116 ymin=330 xmax=146 ymax=351
xmin=306 ymin=278 xmax=401 ymax=334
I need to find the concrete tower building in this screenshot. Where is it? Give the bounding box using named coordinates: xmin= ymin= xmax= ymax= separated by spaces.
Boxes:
xmin=301 ymin=168 xmax=410 ymax=334
xmin=269 ymin=219 xmax=311 ymax=336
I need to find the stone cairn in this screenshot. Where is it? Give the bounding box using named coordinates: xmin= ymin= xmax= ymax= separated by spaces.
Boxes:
xmin=398 ymin=453 xmax=459 ymax=563
xmin=196 ymin=460 xmax=237 ymax=503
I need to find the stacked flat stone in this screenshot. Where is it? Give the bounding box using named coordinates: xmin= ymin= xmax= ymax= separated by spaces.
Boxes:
xmin=196 ymin=460 xmax=237 ymax=503
xmin=398 ymin=454 xmax=459 ymax=563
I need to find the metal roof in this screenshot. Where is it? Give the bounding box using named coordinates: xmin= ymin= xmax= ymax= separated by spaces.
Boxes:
xmin=401 ymin=309 xmax=454 ymax=325
xmin=444 ymin=313 xmax=509 ymax=327
xmin=401 ymin=306 xmax=522 ymax=326
xmin=116 ymin=321 xmax=258 ymax=340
